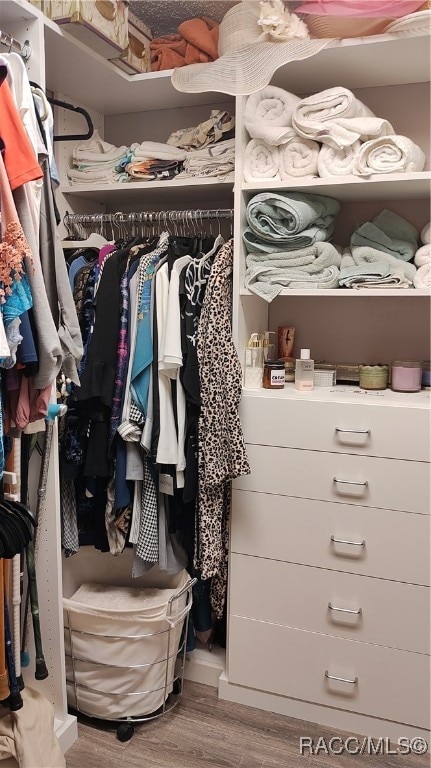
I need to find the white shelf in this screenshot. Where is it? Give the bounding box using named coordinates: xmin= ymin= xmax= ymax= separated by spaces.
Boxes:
xmin=242 ymin=173 xmax=431 ymax=202
xmin=242 ymin=383 xmax=431 ymax=410
xmin=241 ymin=288 xmax=431 ymax=297
xmin=61 ymin=177 xmax=234 ymax=206
xmin=271 ymin=32 xmax=431 ymax=92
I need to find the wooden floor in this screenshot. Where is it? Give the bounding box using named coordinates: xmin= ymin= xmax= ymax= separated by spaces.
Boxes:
xmin=65 ymin=681 xmax=428 ymax=768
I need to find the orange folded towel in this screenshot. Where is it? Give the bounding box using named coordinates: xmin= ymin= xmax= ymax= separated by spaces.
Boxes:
xmin=150 ymin=17 xmax=219 ymax=72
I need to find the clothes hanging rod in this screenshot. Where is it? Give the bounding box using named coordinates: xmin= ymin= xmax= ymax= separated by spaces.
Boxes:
xmin=0 ymin=31 xmax=31 ymax=61
xmin=64 ymin=209 xmax=234 ymax=226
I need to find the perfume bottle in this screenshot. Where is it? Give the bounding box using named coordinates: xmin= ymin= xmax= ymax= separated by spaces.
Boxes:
xmin=295 ymin=348 xmax=314 ymax=391
xmin=262 ymin=331 xmax=276 ymax=362
xmin=244 ymin=333 xmax=264 ymax=389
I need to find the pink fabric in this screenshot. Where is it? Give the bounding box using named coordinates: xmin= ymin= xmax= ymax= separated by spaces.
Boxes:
xmin=98 ymin=243 xmax=115 ymax=266
xmin=297 ymin=1 xmax=424 ymax=17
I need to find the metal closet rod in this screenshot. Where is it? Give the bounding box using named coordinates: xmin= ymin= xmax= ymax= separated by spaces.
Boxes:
xmin=64 ymin=209 xmax=234 ymax=226
xmin=0 ymin=31 xmax=31 ymax=61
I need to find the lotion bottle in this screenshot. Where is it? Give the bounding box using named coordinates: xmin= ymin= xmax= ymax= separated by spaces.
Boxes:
xmin=295 ymin=348 xmax=314 ymax=391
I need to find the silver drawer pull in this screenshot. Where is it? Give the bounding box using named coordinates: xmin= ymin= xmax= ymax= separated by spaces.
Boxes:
xmin=325 ymin=670 xmax=358 ymax=685
xmin=331 ymin=535 xmax=365 ymax=547
xmin=335 ymin=428 xmax=370 ymax=435
xmin=328 ymin=602 xmax=362 ymax=615
xmin=333 ymin=477 xmax=368 ymax=487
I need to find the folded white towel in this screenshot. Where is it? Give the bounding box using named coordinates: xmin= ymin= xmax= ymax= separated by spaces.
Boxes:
xmin=133 ymin=142 xmax=187 ymax=161
xmin=67 ymin=167 xmax=124 ymax=184
xmin=244 ymin=139 xmax=279 ymax=182
xmin=293 ymin=87 xmax=394 ymax=149
xmin=353 ymin=135 xmax=426 ymax=176
xmin=278 ymin=137 xmax=319 ymax=180
xmin=414 ymin=244 xmax=431 ymax=267
xmin=318 ymin=141 xmax=361 ymax=177
xmin=351 ymin=245 xmax=417 ymax=281
xmin=414 ymin=263 xmax=431 ymax=289
xmin=421 ymin=222 xmax=431 ymax=244
xmin=73 ymin=130 xmax=127 ymax=164
xmin=245 ymin=86 xmax=300 ymax=147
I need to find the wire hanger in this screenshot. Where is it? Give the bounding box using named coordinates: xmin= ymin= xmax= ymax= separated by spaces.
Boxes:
xmin=62 ymin=212 xmax=108 ymax=251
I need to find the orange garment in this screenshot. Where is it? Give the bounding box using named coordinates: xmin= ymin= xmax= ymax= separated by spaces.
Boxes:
xmin=151 ymin=17 xmax=219 ymax=72
xmin=0 ymin=78 xmax=43 ymax=191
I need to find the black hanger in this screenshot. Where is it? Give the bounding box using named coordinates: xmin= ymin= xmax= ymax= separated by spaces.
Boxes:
xmin=29 ymin=83 xmax=93 ymax=142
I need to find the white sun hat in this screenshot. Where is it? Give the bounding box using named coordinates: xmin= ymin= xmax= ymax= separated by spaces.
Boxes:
xmin=383 ymin=9 xmax=431 ymax=35
xmin=171 ymin=1 xmax=332 ymax=95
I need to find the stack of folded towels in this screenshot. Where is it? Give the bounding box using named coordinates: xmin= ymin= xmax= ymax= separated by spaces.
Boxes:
xmin=244 ymin=191 xmax=342 ymax=301
xmin=339 ymin=210 xmax=424 ymax=289
xmin=68 ymin=110 xmax=235 ymax=185
xmin=244 ymin=85 xmax=426 ymax=182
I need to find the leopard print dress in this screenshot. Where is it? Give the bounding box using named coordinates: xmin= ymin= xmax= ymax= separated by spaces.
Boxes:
xmin=196 ymin=239 xmax=250 ymax=618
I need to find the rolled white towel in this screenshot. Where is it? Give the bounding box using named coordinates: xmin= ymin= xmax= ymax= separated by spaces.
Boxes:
xmin=245 ymin=86 xmax=300 ymax=146
xmin=318 ymin=141 xmax=361 ymax=177
xmin=278 ymin=137 xmax=319 ymax=180
xmin=421 ymin=222 xmax=431 ymax=244
xmin=414 ymin=244 xmax=431 ymax=267
xmin=413 ymin=263 xmax=431 ymax=289
xmin=353 ymin=135 xmax=426 ymax=176
xmin=293 ymin=86 xmax=394 ymax=149
xmin=244 ymin=139 xmax=279 ymax=182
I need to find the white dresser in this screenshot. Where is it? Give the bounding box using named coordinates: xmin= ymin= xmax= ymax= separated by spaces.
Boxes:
xmin=221 ymin=386 xmax=431 ymax=742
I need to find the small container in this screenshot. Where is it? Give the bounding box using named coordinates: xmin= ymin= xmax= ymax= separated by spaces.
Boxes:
xmin=262 ymin=331 xmax=276 ymax=362
xmin=391 ymin=361 xmax=422 ymax=393
xmin=263 ymin=360 xmax=285 ymax=389
xmin=244 ymin=333 xmax=264 ymax=389
xmin=284 ymin=358 xmax=296 ymax=383
xmin=314 ymin=369 xmax=336 ymax=388
xmin=359 ymin=364 xmax=389 ymax=391
xmin=295 ymin=349 xmax=314 ymax=391
xmin=421 ymin=361 xmax=431 ymax=389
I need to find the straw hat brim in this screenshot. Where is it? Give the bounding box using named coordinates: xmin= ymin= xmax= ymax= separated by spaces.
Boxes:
xmin=383 ymin=9 xmax=431 ymax=35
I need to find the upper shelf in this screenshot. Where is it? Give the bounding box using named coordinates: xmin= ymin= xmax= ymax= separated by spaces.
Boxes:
xmin=3 ymin=1 xmax=430 ymax=114
xmin=242 ymin=173 xmax=431 ymax=202
xmin=240 ymin=287 xmax=431 ymax=297
xmin=61 ymin=177 xmax=234 ymax=206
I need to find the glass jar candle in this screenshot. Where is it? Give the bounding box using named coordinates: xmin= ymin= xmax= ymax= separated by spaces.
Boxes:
xmin=263 ymin=360 xmax=285 ymax=390
xmin=391 ymin=361 xmax=422 ymax=393
xmin=359 ymin=364 xmax=389 ymax=391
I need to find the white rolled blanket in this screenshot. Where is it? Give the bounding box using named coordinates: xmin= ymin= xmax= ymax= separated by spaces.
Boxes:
xmin=293 ymin=86 xmax=394 ymax=149
xmin=278 ymin=137 xmax=319 ymax=180
xmin=414 ymin=263 xmax=431 ymax=289
xmin=414 ymin=244 xmax=431 ymax=267
xmin=318 ymin=141 xmax=361 ymax=177
xmin=244 ymin=139 xmax=279 ymax=182
xmin=421 ymin=222 xmax=431 ymax=244
xmin=353 ymin=135 xmax=426 ymax=176
xmin=245 ymin=86 xmax=300 ymax=146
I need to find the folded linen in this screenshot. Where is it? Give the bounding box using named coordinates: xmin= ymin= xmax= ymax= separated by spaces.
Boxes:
xmin=244 ymin=139 xmax=279 ymax=181
xmin=132 ymin=142 xmax=187 ymax=162
xmin=351 ymin=209 xmax=418 ymax=262
xmin=413 ymin=263 xmax=431 ymax=289
xmin=73 ymin=130 xmax=127 ymax=164
xmin=421 ymin=222 xmax=431 ymax=244
xmin=126 ymin=159 xmax=183 ymax=180
xmin=278 ymin=138 xmax=319 ymax=180
xmin=167 ymin=109 xmax=235 ymax=150
xmin=67 ymin=167 xmax=125 ymax=184
xmin=245 ymin=242 xmax=341 ymax=300
xmin=182 ymin=138 xmax=235 ymax=178
xmin=353 ymin=135 xmax=426 ymax=176
xmin=339 ymin=260 xmax=411 ymax=289
xmin=318 ymin=141 xmax=361 ymax=177
xmin=414 ymin=244 xmax=431 ymax=267
xmin=292 ymin=87 xmax=394 ymax=149
xmin=349 ymin=245 xmax=417 ymax=281
xmin=245 ymin=87 xmax=300 ymax=146
xmin=244 ymin=192 xmax=340 ymax=252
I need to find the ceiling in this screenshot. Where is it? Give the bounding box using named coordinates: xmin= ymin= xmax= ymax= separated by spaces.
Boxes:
xmin=129 ymin=1 xmax=238 ymax=37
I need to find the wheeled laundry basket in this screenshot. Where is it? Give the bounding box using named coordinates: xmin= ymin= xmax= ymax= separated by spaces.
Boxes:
xmin=63 ymin=570 xmax=195 ymax=741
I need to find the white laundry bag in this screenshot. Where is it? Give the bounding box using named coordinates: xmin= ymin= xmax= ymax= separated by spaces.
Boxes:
xmin=63 ymin=570 xmax=191 ymax=719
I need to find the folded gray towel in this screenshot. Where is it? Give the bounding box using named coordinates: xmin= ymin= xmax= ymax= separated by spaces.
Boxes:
xmin=349 ymin=245 xmax=417 ymax=281
xmin=339 ymin=261 xmax=411 ymax=289
xmin=351 ymin=209 xmax=418 ymax=262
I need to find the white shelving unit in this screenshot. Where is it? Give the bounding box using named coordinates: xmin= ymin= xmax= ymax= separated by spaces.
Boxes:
xmin=61 ymin=178 xmax=234 ymax=206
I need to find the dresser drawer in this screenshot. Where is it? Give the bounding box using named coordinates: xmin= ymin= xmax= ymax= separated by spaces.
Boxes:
xmin=231 ymin=491 xmax=430 ymax=585
xmin=230 ymin=555 xmax=430 ymax=654
xmin=240 ymin=394 xmax=430 ymax=461
xmin=228 ymin=616 xmax=430 ymax=728
xmin=234 ymin=444 xmax=430 ymax=515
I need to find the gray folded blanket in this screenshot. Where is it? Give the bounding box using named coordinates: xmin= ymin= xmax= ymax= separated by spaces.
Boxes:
xmin=245 ymin=242 xmax=341 ymax=301
xmin=244 ymin=191 xmax=340 ymax=252
xmin=351 ymin=209 xmax=418 ymax=262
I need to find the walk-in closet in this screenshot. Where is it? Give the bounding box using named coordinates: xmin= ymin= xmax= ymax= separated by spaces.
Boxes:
xmin=0 ymin=1 xmax=429 ymax=766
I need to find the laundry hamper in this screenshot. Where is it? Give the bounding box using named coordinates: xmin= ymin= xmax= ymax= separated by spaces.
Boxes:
xmin=64 ymin=570 xmax=195 ymax=740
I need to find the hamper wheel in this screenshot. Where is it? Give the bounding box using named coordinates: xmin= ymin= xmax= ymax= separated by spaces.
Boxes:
xmin=173 ymin=679 xmax=182 ymax=695
xmin=116 ymin=723 xmax=134 ymax=742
